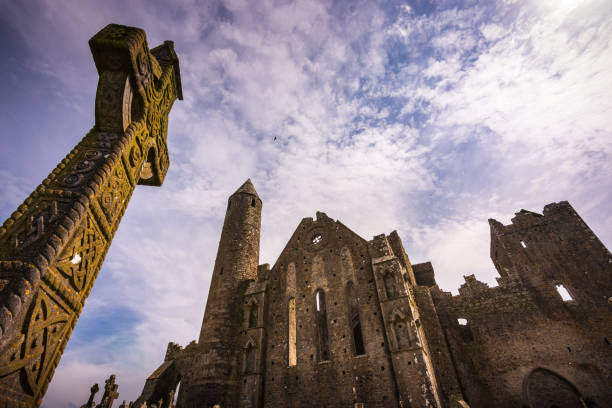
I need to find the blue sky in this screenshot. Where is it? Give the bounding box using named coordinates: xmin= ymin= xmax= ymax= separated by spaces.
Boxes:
xmin=1 ymin=0 xmax=611 ymax=406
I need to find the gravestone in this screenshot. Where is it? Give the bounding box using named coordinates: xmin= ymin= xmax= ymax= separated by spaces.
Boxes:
xmin=96 ymin=374 xmax=120 ymax=408
xmin=81 ymin=383 xmax=100 ymax=408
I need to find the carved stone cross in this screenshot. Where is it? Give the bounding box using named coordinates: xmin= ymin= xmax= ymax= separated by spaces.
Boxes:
xmin=96 ymin=374 xmax=120 ymax=408
xmin=0 ymin=23 xmax=182 ymax=407
xmin=82 ymin=383 xmax=100 ymax=408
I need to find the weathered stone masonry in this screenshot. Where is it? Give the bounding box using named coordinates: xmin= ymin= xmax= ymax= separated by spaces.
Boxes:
xmin=137 ymin=182 xmax=611 ymax=408
xmin=428 ymin=203 xmax=612 ymax=408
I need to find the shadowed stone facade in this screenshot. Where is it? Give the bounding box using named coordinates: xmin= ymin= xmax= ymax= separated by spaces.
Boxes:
xmin=135 ymin=182 xmax=611 ymax=408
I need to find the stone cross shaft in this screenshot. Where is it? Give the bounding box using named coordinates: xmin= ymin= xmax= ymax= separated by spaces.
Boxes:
xmin=83 ymin=383 xmax=100 ymax=408
xmin=96 ymin=374 xmax=119 ymax=408
xmin=0 ymin=24 xmax=182 ymax=407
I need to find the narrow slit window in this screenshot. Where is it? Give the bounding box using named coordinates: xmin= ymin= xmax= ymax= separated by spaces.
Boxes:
xmin=555 ymin=284 xmax=573 ymax=301
xmin=251 ymin=198 xmax=256 ymax=207
xmin=353 ymin=322 xmax=365 ymax=355
xmin=172 ymin=379 xmax=181 ymax=406
xmin=383 ymin=271 xmax=399 ymax=299
xmin=244 ymin=343 xmax=256 ymax=373
xmin=394 ymin=320 xmax=411 ymax=349
xmin=347 ymin=283 xmax=366 ymax=355
xmin=314 ymin=289 xmax=330 ymax=361
xmin=248 ymin=303 xmax=258 ymax=328
xmin=288 ymin=298 xmax=297 ymax=366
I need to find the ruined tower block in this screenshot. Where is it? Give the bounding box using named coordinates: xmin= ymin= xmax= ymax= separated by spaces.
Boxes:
xmin=489 ymin=202 xmax=612 ymax=314
xmin=0 ymin=24 xmax=182 ymax=407
xmin=426 ymin=202 xmax=612 ymax=407
xmin=178 ymin=180 xmax=262 ymax=408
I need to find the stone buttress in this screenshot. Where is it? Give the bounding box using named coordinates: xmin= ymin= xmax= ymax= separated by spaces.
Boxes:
xmin=368 ymin=233 xmax=446 ymax=407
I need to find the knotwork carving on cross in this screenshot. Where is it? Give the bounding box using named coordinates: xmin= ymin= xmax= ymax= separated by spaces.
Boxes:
xmin=89 ymin=24 xmax=183 ymax=187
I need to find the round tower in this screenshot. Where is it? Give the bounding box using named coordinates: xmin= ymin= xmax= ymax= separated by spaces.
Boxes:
xmin=199 ymin=178 xmax=261 ymax=342
xmin=181 ymin=179 xmax=261 ymax=407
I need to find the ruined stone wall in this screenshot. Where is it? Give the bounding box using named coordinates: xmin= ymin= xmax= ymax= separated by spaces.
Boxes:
xmin=133 ymin=200 xmax=610 ymax=408
xmin=429 ymin=202 xmax=612 ymax=408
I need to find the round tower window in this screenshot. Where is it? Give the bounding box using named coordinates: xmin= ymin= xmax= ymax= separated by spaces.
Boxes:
xmin=311 ymin=234 xmax=323 ymax=244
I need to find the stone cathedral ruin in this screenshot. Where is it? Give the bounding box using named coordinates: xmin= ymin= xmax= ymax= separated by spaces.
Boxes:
xmin=0 ymin=24 xmax=611 ymax=408
xmin=130 ymin=182 xmax=611 ymax=408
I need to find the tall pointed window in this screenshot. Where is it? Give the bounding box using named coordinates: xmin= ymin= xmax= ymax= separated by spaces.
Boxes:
xmin=248 ymin=301 xmax=258 ymax=328
xmin=287 ymin=262 xmax=297 ymax=295
xmin=244 ymin=341 xmax=256 ymax=373
xmin=341 ymin=247 xmax=357 ymax=282
xmin=347 ymin=283 xmax=365 ymax=355
xmin=288 ymin=298 xmax=297 ymax=366
xmin=314 ymin=289 xmax=330 ymax=361
xmin=171 ymin=377 xmax=181 ymax=407
xmin=384 ymin=271 xmax=399 ymax=300
xmin=394 ymin=320 xmax=411 ymax=349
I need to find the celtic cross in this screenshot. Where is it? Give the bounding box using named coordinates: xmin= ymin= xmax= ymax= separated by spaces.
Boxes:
xmin=82 ymin=383 xmax=100 ymax=408
xmin=0 ymin=24 xmax=182 ymax=407
xmin=96 ymin=374 xmax=119 ymax=408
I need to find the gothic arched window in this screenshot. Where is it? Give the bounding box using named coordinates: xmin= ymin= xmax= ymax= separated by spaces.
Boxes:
xmin=384 ymin=271 xmax=399 ymax=300
xmin=248 ymin=302 xmax=258 ymax=328
xmin=314 ymin=289 xmax=330 ymax=361
xmin=393 ymin=319 xmax=411 ymax=349
xmin=244 ymin=342 xmax=256 ymax=373
xmin=347 ymin=283 xmax=365 ymax=355
xmin=287 ymin=262 xmax=296 ymax=295
xmin=288 ymin=298 xmax=297 ymax=366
